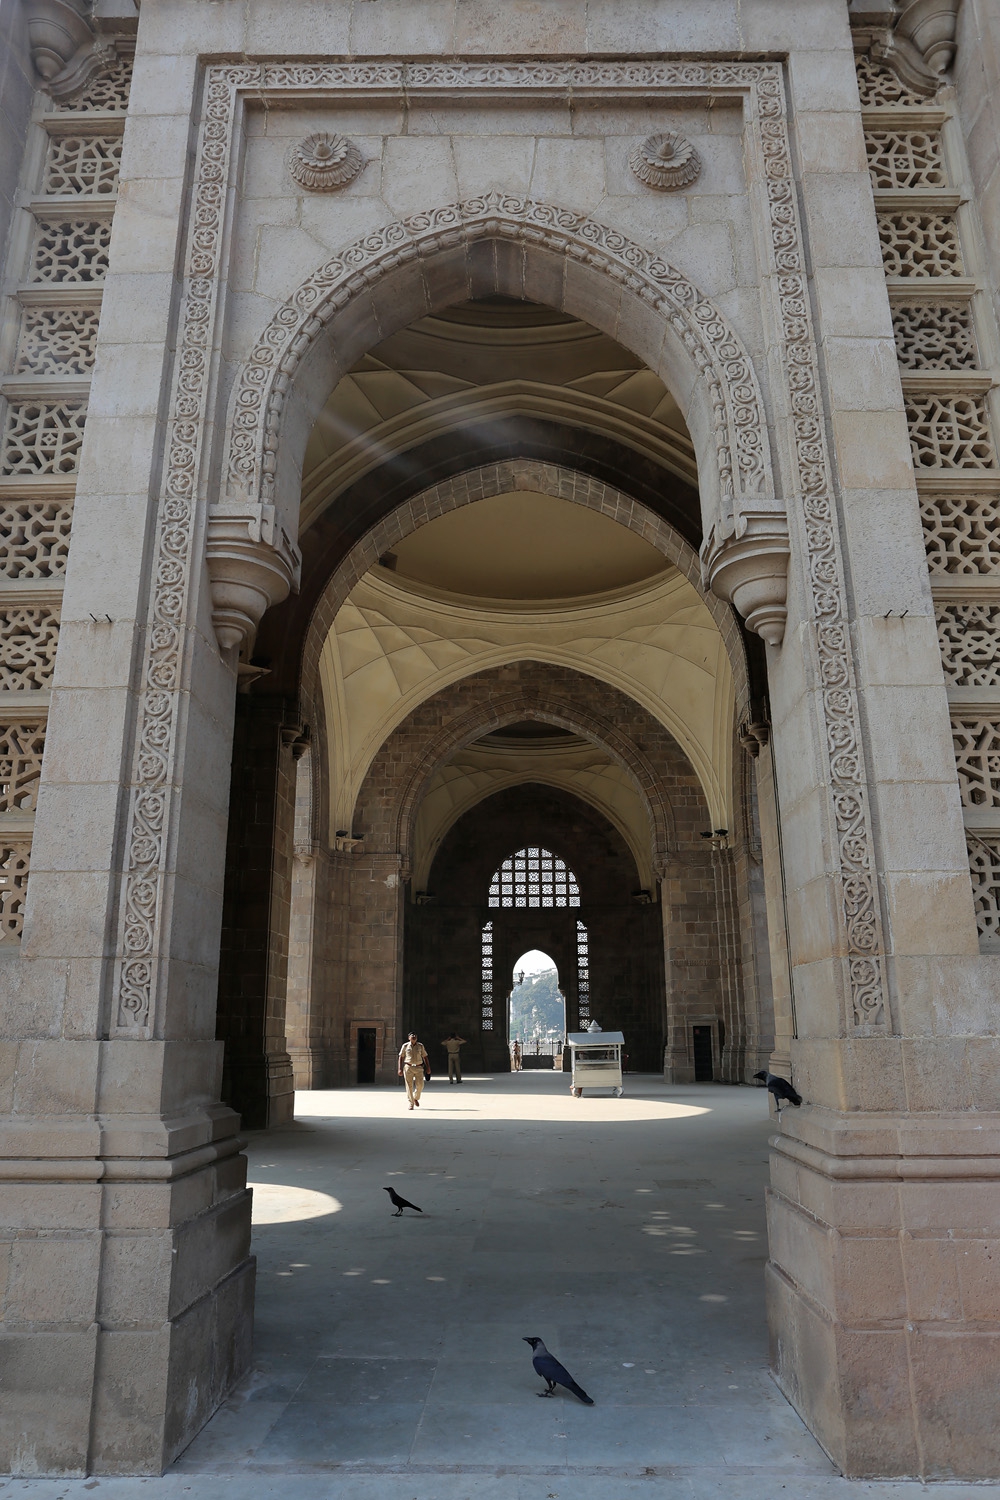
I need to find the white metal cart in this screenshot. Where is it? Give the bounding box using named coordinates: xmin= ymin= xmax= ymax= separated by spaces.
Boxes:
xmin=567 ymin=1029 xmax=624 ymax=1097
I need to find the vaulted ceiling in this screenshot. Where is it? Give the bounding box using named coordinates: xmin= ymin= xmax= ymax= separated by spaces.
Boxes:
xmin=301 ymin=298 xmax=696 ymax=534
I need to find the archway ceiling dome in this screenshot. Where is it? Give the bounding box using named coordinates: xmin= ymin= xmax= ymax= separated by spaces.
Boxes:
xmin=385 ymin=490 xmax=670 ymax=601
xmin=300 ymin=306 xmax=694 ymax=532
xmin=300 ymin=384 xmax=697 ymax=533
xmin=322 ymin=568 xmax=733 ymax=832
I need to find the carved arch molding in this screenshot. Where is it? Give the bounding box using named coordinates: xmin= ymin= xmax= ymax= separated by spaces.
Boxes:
xmin=114 ymin=59 xmax=890 ymax=1051
xmin=360 ymin=675 xmax=689 ymax=883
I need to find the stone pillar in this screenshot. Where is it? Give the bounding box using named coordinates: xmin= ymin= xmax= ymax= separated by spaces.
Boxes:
xmin=345 ymin=852 xmax=405 ymax=1085
xmin=0 ymin=45 xmax=254 ymax=1473
xmin=759 ymin=13 xmax=1000 ymax=1477
xmin=753 ymin=737 xmax=795 ymax=1075
xmin=661 ymin=851 xmax=726 ymax=1083
xmin=216 ymin=694 xmax=299 ymax=1129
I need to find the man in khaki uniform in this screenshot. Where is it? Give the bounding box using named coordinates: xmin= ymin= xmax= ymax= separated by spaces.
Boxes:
xmin=441 ymin=1032 xmax=467 ymax=1084
xmin=398 ymin=1032 xmax=428 ymax=1109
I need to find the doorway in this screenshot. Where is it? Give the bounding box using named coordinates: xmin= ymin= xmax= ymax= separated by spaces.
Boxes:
xmin=357 ymin=1028 xmax=377 ymax=1084
xmin=510 ymin=949 xmax=565 ymax=1067
xmin=692 ymin=1024 xmax=714 ymax=1082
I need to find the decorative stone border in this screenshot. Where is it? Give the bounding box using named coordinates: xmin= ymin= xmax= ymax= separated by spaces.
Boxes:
xmin=113 ymin=58 xmax=889 ymax=1039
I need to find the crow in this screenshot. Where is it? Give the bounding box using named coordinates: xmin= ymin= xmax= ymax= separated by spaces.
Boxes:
xmin=383 ymin=1186 xmax=422 ymax=1216
xmin=523 ymin=1337 xmax=594 ymax=1404
xmin=754 ymin=1070 xmax=802 ymax=1109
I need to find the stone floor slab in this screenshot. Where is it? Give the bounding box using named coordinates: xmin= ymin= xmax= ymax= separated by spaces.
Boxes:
xmin=5 ymin=1076 xmax=1000 ymax=1498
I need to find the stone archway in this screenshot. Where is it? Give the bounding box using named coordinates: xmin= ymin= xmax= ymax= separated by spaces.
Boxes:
xmin=289 ymin=459 xmax=754 ymax=897
xmin=194 ymin=194 xmax=796 ymax=1136
xmin=277 ymin=659 xmax=766 ymax=1090
xmin=221 ymin=193 xmax=777 ymax=556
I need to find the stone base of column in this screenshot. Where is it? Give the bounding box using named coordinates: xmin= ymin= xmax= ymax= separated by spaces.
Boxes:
xmin=288 ymin=1043 xmax=327 ymax=1088
xmin=90 ymin=1256 xmax=255 ymax=1474
xmin=0 ymin=1094 xmax=255 ymax=1477
xmin=663 ymin=1040 xmax=694 ymax=1083
xmin=222 ymin=1047 xmax=295 ymax=1128
xmin=0 ymin=1326 xmax=98 ymax=1476
xmin=766 ymin=1107 xmax=1000 ymax=1480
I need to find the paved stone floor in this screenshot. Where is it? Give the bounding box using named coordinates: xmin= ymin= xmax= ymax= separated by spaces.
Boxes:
xmin=3 ymin=1073 xmax=998 ymax=1499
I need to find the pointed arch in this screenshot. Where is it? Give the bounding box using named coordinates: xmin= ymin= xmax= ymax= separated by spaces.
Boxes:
xmin=222 ymin=193 xmax=776 ymax=553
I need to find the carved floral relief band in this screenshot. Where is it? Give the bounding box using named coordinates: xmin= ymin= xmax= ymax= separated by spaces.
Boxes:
xmin=113 ymin=59 xmax=888 ymax=1040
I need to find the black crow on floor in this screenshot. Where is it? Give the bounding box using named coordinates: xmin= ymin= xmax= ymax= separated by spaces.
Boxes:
xmin=523 ymin=1337 xmax=594 ymax=1404
xmin=754 ymin=1070 xmax=802 ymax=1109
xmin=383 ymin=1186 xmax=422 ymax=1216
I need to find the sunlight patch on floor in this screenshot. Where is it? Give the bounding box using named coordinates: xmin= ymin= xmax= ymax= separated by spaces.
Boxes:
xmin=298 ymin=1083 xmax=711 ymax=1125
xmin=248 ymin=1183 xmax=343 ymax=1223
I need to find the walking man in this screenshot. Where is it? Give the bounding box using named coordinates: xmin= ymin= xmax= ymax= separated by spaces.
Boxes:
xmin=398 ymin=1031 xmax=429 ymax=1110
xmin=442 ymin=1032 xmax=467 ymax=1084
xmin=512 ymin=1039 xmax=522 ymax=1072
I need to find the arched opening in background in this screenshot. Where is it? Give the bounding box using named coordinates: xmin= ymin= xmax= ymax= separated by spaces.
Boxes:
xmin=509 ymin=949 xmax=565 ymax=1065
xmin=219 ymin=288 xmax=776 ymax=1126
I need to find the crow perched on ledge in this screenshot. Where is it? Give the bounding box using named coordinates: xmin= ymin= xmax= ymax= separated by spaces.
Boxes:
xmin=383 ymin=1186 xmax=422 ymax=1216
xmin=523 ymin=1337 xmax=594 ymax=1404
xmin=754 ymin=1070 xmax=803 ymax=1110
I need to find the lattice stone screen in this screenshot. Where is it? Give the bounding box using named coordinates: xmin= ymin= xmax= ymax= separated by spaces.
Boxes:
xmin=52 ymin=54 xmax=132 ymax=113
xmin=487 ymin=846 xmax=581 ymax=908
xmin=921 ymin=492 xmax=1000 ymax=573
xmin=858 ymin=38 xmax=1000 ymax=953
xmin=968 ymin=833 xmax=1000 ymax=941
xmin=28 ymin=218 xmax=112 ymax=283
xmin=892 ymin=303 xmax=977 ymax=370
xmin=0 ymin=501 xmax=73 ymax=579
xmin=878 ymin=212 xmax=963 ymax=276
xmin=952 ymin=719 xmax=1000 ymax=808
xmin=0 ymin=607 xmax=61 ymax=690
xmin=1 ymin=399 xmax=87 ymax=476
xmin=866 ymin=130 xmax=946 ymax=189
xmin=14 ymin=306 xmax=100 ymax=375
xmin=43 ymin=134 xmax=122 ymax=196
xmin=481 ymin=920 xmax=493 ymax=1032
xmin=0 ymin=842 xmax=31 ymax=938
xmin=936 ymin=603 xmax=1000 ymax=685
xmin=0 ymin=722 xmax=47 ymax=812
xmin=906 ymin=394 xmax=996 ymax=469
xmin=0 ymin=50 xmax=129 ymax=944
xmin=576 ymin=920 xmax=590 ymax=1025
xmin=855 ymin=52 xmax=930 ymax=108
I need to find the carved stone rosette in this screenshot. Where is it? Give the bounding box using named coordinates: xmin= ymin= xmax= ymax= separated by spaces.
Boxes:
xmin=205 ymin=501 xmax=301 ymax=655
xmin=629 ymin=132 xmax=701 ymax=191
xmin=701 ymin=507 xmax=790 ymax=647
xmin=287 ymin=133 xmax=364 ymax=192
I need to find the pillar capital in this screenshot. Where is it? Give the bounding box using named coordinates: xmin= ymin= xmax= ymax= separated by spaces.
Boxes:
xmin=701 ymin=504 xmax=790 ymax=647
xmin=20 ymin=0 xmax=118 ymax=100
xmin=205 ymin=501 xmax=301 ymax=657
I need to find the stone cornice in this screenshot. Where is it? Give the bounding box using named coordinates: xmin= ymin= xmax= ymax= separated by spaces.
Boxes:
xmin=20 ymin=0 xmax=117 ymax=101
xmin=852 ymin=0 xmax=963 ymax=97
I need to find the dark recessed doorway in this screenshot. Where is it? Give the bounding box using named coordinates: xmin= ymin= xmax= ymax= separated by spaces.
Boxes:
xmin=692 ymin=1025 xmax=714 ymax=1082
xmin=357 ymin=1028 xmax=377 ymax=1084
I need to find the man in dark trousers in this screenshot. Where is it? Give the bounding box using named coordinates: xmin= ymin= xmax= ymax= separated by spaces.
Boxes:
xmin=441 ymin=1032 xmax=467 ymax=1084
